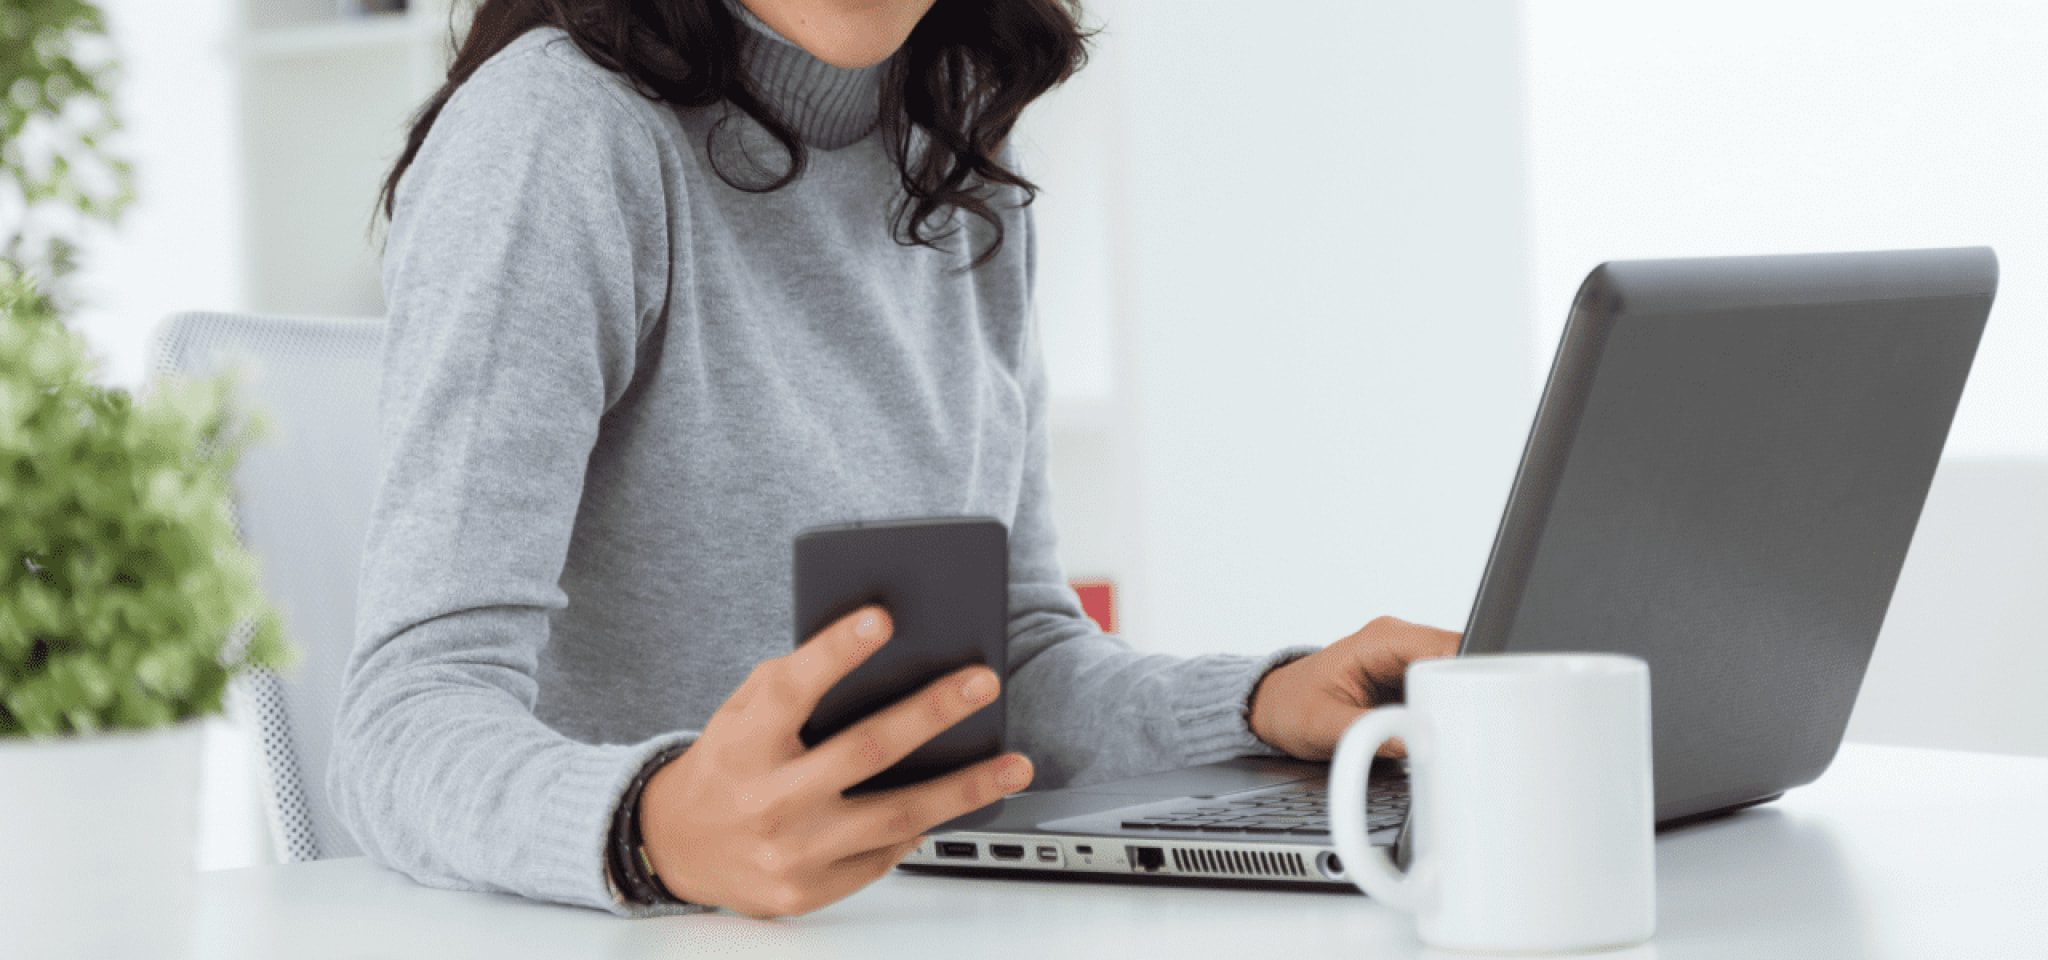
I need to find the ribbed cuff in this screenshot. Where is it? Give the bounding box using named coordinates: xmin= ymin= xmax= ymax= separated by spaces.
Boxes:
xmin=527 ymin=731 xmax=703 ymax=918
xmin=1171 ymin=645 xmax=1323 ymax=766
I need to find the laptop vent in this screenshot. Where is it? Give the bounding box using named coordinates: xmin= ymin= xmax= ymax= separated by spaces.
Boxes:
xmin=1170 ymin=847 xmax=1307 ymax=878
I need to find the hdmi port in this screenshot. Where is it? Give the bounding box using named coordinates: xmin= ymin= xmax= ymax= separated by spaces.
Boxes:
xmin=989 ymin=844 xmax=1026 ymax=861
xmin=935 ymin=842 xmax=978 ymax=860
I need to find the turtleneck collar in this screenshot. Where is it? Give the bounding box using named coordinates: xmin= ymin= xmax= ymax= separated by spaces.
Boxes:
xmin=724 ymin=0 xmax=889 ymax=150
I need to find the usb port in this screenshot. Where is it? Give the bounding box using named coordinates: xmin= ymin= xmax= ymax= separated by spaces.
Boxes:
xmin=989 ymin=843 xmax=1025 ymax=861
xmin=936 ymin=842 xmax=978 ymax=860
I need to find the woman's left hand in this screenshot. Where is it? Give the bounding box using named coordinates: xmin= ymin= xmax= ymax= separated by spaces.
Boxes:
xmin=1247 ymin=616 xmax=1461 ymax=760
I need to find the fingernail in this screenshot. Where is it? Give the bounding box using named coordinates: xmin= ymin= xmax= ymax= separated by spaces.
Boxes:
xmin=961 ymin=671 xmax=998 ymax=703
xmin=856 ymin=612 xmax=881 ymax=639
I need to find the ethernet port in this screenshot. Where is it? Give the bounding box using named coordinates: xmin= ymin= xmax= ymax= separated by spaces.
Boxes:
xmin=1129 ymin=845 xmax=1166 ymax=873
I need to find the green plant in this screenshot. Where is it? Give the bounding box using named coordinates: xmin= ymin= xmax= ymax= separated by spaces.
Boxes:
xmin=1 ymin=0 xmax=135 ymax=289
xmin=0 ymin=268 xmax=289 ymax=737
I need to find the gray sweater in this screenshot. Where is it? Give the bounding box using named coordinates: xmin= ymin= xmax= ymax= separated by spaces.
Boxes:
xmin=331 ymin=11 xmax=1305 ymax=918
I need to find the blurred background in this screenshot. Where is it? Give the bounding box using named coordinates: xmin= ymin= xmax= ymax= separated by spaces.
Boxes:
xmin=37 ymin=0 xmax=2047 ymax=869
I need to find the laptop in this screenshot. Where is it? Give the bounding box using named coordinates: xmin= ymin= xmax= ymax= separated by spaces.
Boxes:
xmin=900 ymin=247 xmax=1998 ymax=888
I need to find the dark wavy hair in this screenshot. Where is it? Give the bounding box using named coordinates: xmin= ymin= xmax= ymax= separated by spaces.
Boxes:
xmin=381 ymin=0 xmax=1089 ymax=266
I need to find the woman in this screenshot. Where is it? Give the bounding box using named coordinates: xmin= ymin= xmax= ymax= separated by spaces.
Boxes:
xmin=330 ymin=0 xmax=1459 ymax=919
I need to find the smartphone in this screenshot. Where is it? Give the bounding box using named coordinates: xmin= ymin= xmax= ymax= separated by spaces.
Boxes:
xmin=792 ymin=516 xmax=1009 ymax=793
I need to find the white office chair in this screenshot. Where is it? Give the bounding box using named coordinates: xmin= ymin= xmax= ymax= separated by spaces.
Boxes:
xmin=150 ymin=312 xmax=384 ymax=861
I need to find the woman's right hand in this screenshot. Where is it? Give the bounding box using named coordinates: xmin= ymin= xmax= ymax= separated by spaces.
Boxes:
xmin=636 ymin=604 xmax=1033 ymax=917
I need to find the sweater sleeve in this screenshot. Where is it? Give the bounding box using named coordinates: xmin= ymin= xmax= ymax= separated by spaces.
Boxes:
xmin=327 ymin=42 xmax=701 ymax=917
xmin=999 ymin=205 xmax=1319 ymax=789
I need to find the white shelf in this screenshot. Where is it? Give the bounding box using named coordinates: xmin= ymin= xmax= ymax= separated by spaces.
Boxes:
xmin=235 ymin=14 xmax=438 ymax=60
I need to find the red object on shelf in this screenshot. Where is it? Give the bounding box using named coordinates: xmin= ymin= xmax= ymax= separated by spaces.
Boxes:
xmin=1071 ymin=578 xmax=1117 ymax=634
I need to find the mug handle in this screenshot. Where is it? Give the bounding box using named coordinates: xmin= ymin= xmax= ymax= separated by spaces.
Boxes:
xmin=1329 ymin=705 xmax=1427 ymax=911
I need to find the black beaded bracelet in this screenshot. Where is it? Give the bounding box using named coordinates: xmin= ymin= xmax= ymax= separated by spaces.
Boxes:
xmin=608 ymin=742 xmax=690 ymax=906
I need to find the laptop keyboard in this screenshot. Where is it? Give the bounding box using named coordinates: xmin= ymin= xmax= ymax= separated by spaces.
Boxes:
xmin=1114 ymin=779 xmax=1410 ymax=836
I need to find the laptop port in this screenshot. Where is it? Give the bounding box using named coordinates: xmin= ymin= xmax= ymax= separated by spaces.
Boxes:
xmin=1130 ymin=846 xmax=1166 ymax=873
xmin=1316 ymin=851 xmax=1346 ymax=880
xmin=936 ymin=842 xmax=979 ymax=860
xmin=1036 ymin=845 xmax=1059 ymax=863
xmin=989 ymin=844 xmax=1026 ymax=861
xmin=1075 ymin=844 xmax=1093 ymax=856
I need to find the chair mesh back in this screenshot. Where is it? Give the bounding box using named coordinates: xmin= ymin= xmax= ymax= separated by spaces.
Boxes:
xmin=150 ymin=313 xmax=384 ymax=862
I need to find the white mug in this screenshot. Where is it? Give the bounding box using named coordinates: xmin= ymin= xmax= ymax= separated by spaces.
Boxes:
xmin=1330 ymin=653 xmax=1657 ymax=954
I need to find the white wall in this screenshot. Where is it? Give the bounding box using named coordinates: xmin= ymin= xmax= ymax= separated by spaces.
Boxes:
xmin=1097 ymin=0 xmax=1537 ymax=654
xmin=1012 ymin=3 xmax=1136 ymax=590
xmin=1524 ymin=0 xmax=2048 ymax=459
xmin=72 ymin=0 xmax=243 ymax=390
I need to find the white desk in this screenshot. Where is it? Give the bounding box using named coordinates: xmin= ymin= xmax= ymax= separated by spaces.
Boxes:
xmin=185 ymin=744 xmax=2045 ymax=960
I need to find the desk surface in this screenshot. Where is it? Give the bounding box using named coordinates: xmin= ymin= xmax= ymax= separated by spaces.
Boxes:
xmin=189 ymin=743 xmax=2046 ymax=960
